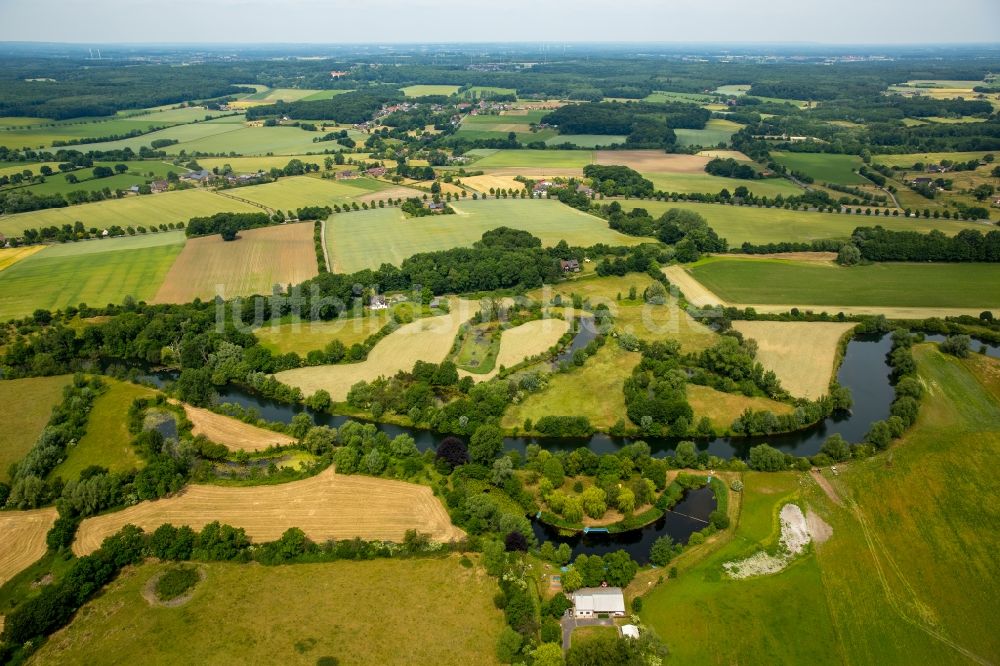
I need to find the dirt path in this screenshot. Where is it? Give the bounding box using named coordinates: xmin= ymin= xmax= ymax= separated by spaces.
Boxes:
xmin=810 ymin=470 xmax=843 ymax=506
xmin=662 ymin=265 xmax=727 ymax=307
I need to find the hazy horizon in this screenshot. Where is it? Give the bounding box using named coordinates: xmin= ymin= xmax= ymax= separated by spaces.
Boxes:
xmin=1 ymin=0 xmax=998 ymax=46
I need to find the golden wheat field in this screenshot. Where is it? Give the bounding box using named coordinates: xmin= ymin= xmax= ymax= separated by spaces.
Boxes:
xmin=0 ymin=508 xmax=57 ymax=585
xmin=594 ymin=150 xmax=710 ymax=173
xmin=73 ymin=467 xmax=464 ymax=555
xmin=276 ymin=299 xmax=476 ymax=400
xmin=732 ymin=321 xmax=855 ymax=399
xmin=181 ymin=403 xmax=297 ymax=452
xmin=152 ymin=222 xmax=318 ymax=303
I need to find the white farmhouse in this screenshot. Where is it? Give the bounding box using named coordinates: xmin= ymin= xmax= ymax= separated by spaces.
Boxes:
xmin=571 ymin=587 xmax=626 ymax=618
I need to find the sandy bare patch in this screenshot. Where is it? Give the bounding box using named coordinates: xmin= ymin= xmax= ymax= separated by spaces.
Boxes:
xmin=73 ymin=466 xmax=464 ymax=556
xmin=732 ymin=321 xmax=854 ymax=399
xmin=152 ymin=223 xmax=318 ymax=303
xmin=806 ymin=510 xmax=833 ymax=544
xmin=181 ymin=403 xmax=296 ymax=452
xmin=0 ymin=508 xmax=57 ymax=585
xmin=460 ymin=318 xmax=570 ymax=381
xmin=696 ymin=150 xmax=752 ymax=161
xmin=724 ymin=504 xmax=810 ymax=579
xmin=276 ymin=299 xmax=476 ymax=401
xmin=595 ymin=150 xmax=710 ymax=173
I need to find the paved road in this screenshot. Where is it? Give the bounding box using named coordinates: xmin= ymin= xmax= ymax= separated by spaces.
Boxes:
xmin=560 ymin=614 xmax=616 ymax=651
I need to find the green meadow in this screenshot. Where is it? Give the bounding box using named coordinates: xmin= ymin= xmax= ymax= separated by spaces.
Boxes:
xmin=641 ymin=346 xmax=1000 ymax=665
xmin=771 ymin=151 xmax=869 ymax=185
xmin=674 ymin=119 xmax=744 ymax=147
xmin=231 ymin=175 xmax=398 ymax=210
xmin=0 ymin=189 xmax=259 ymax=237
xmin=49 ymin=379 xmax=155 ymax=480
xmin=401 ymin=84 xmax=461 ymax=97
xmin=630 ymin=200 xmax=986 ymax=245
xmin=546 ymin=134 xmax=628 ymax=147
xmin=464 ymin=149 xmax=594 ymax=169
xmin=0 ymin=232 xmax=185 ymax=320
xmin=324 ymin=198 xmax=642 ymax=273
xmin=644 ymin=173 xmax=804 ymax=197
xmin=0 ymin=375 xmax=73 ymax=482
xmin=688 ymin=257 xmax=1000 ymax=308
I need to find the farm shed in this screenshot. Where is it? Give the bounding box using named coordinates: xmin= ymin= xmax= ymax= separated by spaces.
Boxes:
xmin=572 ymin=587 xmax=626 ymax=618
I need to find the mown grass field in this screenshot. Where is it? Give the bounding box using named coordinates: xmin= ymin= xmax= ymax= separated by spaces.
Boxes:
xmin=254 ymin=309 xmax=395 ymax=355
xmin=771 ymin=151 xmax=869 ymax=185
xmin=401 ymin=84 xmax=461 ymax=97
xmin=33 ymin=557 xmax=503 ymax=666
xmin=644 ymin=172 xmax=804 ymax=197
xmin=465 ymin=149 xmax=594 ymax=169
xmin=872 ymin=151 xmax=996 ymax=169
xmin=49 ymin=379 xmax=156 ymax=481
xmin=0 ymin=112 xmax=222 ymax=150
xmin=152 ymin=223 xmax=317 ymax=303
xmin=0 ymin=188 xmax=259 ymax=237
xmin=688 ymin=257 xmax=1000 ymax=308
xmin=232 ymin=175 xmax=394 ymax=210
xmin=0 ymin=232 xmax=185 ymax=321
xmin=674 ymin=119 xmax=744 ymax=147
xmin=545 ymin=134 xmax=627 ymax=147
xmin=0 ymin=375 xmax=72 ymax=482
xmin=503 ymin=345 xmax=639 ymax=432
xmin=631 ymin=200 xmax=987 ymax=245
xmin=277 ymin=301 xmax=476 ymax=401
xmin=324 ymin=199 xmax=643 ymax=273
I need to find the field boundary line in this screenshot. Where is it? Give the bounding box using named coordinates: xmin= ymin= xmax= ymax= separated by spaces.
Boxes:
xmin=211 ymin=189 xmax=275 ymax=215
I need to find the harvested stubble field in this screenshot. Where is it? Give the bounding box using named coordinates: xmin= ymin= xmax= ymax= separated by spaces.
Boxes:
xmin=324 ymin=199 xmax=642 ymax=273
xmin=182 ymin=404 xmax=297 ymax=452
xmin=277 ymin=300 xmax=476 ymax=401
xmin=0 ymin=188 xmax=259 ymax=238
xmin=32 ymin=557 xmax=503 ymax=666
xmin=0 ymin=375 xmax=72 ymax=482
xmin=152 ymin=223 xmax=318 ymax=303
xmin=0 ymin=233 xmax=185 ymax=321
xmin=460 ymin=318 xmax=570 ymax=381
xmin=73 ymin=466 xmax=464 ymax=556
xmin=731 ymin=321 xmax=855 ymax=399
xmin=458 ymin=173 xmax=535 ymax=194
xmin=0 ymin=508 xmax=57 ymax=585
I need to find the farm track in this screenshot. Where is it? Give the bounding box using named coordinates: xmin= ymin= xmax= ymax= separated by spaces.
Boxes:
xmin=73 ymin=466 xmax=464 ymax=556
xmin=320 ymin=219 xmax=331 ymax=271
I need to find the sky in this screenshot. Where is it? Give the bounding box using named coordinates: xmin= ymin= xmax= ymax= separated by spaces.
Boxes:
xmin=0 ymin=0 xmax=998 ymax=45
